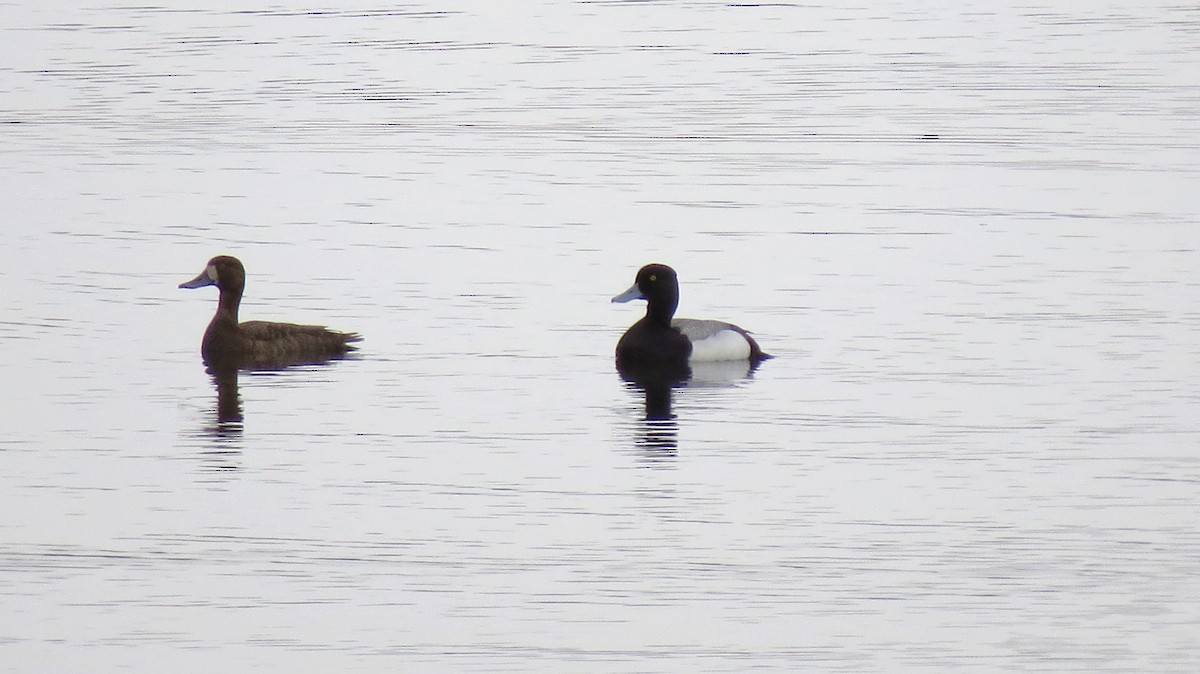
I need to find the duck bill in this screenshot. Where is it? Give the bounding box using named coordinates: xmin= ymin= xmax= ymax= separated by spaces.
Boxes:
xmin=611 ymin=283 xmax=645 ymax=303
xmin=179 ymin=266 xmax=217 ymax=289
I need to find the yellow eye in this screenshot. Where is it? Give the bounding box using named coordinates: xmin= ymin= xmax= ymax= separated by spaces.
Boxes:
xmin=649 ymin=274 xmax=657 ymax=282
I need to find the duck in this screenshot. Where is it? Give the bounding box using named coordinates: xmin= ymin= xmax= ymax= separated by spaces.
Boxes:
xmin=612 ymin=263 xmax=770 ymax=366
xmin=179 ymin=255 xmax=361 ymax=367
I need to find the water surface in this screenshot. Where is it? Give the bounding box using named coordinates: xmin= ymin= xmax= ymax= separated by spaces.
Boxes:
xmin=2 ymin=2 xmax=1199 ymax=671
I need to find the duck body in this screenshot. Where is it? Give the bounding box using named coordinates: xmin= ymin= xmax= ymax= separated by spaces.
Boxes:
xmin=180 ymin=255 xmax=361 ymax=367
xmin=612 ymin=263 xmax=770 ymax=366
xmin=615 ymin=314 xmax=694 ymax=365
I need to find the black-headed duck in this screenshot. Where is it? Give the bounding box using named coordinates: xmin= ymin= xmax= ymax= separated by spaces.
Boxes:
xmin=612 ymin=263 xmax=770 ymax=366
xmin=179 ymin=255 xmax=361 ymax=366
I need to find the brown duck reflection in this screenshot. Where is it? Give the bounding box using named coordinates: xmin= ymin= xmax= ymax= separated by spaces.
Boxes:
xmin=197 ymin=356 xmax=351 ymax=471
xmin=210 ymin=362 xmax=244 ymax=425
xmin=204 ymin=354 xmax=356 ymax=431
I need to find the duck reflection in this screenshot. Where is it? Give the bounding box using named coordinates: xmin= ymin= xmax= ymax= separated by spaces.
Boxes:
xmin=617 ymin=360 xmax=690 ymax=457
xmin=209 ymin=361 xmax=245 ymax=426
xmin=190 ymin=361 xmax=245 ymax=470
xmin=617 ymin=359 xmax=764 ymax=459
xmin=199 ymin=351 xmax=356 ymax=437
xmin=191 ymin=353 xmax=357 ymax=472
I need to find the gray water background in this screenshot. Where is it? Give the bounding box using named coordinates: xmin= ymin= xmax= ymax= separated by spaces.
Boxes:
xmin=2 ymin=2 xmax=1199 ymax=671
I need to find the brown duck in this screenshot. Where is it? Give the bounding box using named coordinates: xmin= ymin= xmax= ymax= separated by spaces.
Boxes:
xmin=180 ymin=255 xmax=361 ymax=367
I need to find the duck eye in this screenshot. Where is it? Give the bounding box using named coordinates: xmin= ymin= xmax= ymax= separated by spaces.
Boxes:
xmin=649 ymin=274 xmax=657 ymax=282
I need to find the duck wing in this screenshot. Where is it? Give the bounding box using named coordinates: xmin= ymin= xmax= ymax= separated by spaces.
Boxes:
xmin=673 ymin=318 xmax=770 ymax=362
xmin=240 ymin=320 xmax=362 ymax=359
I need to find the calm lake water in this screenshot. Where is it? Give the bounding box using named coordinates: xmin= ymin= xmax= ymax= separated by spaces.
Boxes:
xmin=2 ymin=1 xmax=1199 ymax=671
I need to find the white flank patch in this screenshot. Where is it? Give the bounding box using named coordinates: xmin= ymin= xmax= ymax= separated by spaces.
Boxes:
xmin=687 ymin=329 xmax=751 ymax=362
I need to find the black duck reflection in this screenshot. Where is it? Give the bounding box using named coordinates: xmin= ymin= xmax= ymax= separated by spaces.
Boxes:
xmin=617 ymin=359 xmax=766 ymax=458
xmin=617 ymin=360 xmax=689 ymax=456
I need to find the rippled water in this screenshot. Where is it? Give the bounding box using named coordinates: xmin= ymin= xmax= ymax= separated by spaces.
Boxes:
xmin=2 ymin=1 xmax=1199 ymax=671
